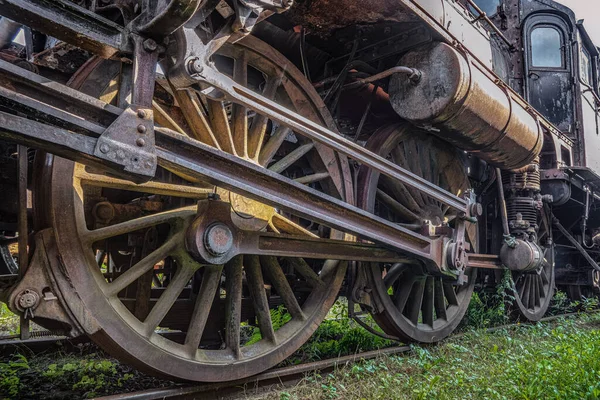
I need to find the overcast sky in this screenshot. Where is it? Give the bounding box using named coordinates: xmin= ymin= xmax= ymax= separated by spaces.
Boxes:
xmin=558 ymin=0 xmax=600 ymax=45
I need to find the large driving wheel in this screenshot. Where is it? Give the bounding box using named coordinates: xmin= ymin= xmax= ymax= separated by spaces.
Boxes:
xmin=357 ymin=123 xmax=476 ymax=343
xmin=37 ymin=36 xmax=353 ymax=381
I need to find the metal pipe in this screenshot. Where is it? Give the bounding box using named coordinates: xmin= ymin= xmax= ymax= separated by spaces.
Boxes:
xmin=343 ymin=66 xmax=421 ymax=89
xmin=495 ymin=168 xmax=510 ymax=237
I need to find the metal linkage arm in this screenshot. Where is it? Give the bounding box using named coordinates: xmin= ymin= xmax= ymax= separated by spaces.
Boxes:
xmin=0 ymin=60 xmax=448 ymax=270
xmin=0 ymin=0 xmax=132 ymax=57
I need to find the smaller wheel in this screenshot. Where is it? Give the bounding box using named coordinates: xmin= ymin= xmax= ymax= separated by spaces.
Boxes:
xmin=357 ymin=123 xmax=476 ymax=343
xmin=509 ymin=218 xmax=554 ymax=321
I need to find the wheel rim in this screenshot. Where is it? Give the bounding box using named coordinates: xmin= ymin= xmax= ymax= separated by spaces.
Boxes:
xmin=357 ymin=123 xmax=475 ymax=343
xmin=39 ymin=35 xmax=352 ymax=382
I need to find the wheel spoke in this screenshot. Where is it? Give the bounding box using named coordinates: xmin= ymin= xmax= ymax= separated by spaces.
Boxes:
xmin=285 ymin=258 xmax=324 ymax=288
xmin=434 ymin=278 xmax=447 ymax=320
xmin=397 ymin=142 xmax=427 ymax=206
xmin=245 ymin=256 xmax=276 ymax=343
xmin=530 ymin=276 xmax=538 ymax=309
xmin=393 ymin=275 xmax=416 ymax=312
xmin=143 ymin=265 xmax=197 ymax=336
xmin=185 ymin=266 xmax=223 ymax=354
xmin=225 ymin=256 xmax=243 ymax=358
xmin=376 ymin=189 xmax=420 ymax=223
xmin=248 ymin=76 xmax=281 ymax=160
xmin=522 ymin=276 xmax=531 ymax=309
xmin=268 ymin=142 xmax=315 ymax=174
xmin=407 ymin=278 xmax=426 ymax=325
xmin=207 ymin=99 xmax=237 ymax=155
xmin=383 ymin=263 xmax=405 ymax=288
xmin=106 ymin=235 xmax=179 ymax=297
xmin=75 ymin=165 xmax=212 ymax=199
xmin=259 ymin=126 xmax=292 ymax=167
xmin=380 ymin=174 xmax=421 ymax=214
xmin=538 ymin=274 xmax=546 ymax=298
xmin=232 ymin=54 xmax=249 ymax=158
xmin=171 ymin=88 xmax=221 ymax=148
xmin=295 ymin=172 xmax=330 ymax=185
xmin=540 ymin=268 xmax=549 ymax=285
xmin=517 ymin=275 xmax=527 ymax=299
xmin=443 ymin=282 xmax=459 ymax=306
xmin=271 ymin=213 xmax=318 ymax=238
xmin=391 ymin=146 xmax=426 ymax=208
xmin=261 ymin=256 xmax=305 ymax=320
xmin=84 ymin=207 xmax=196 ymax=244
xmin=422 ymin=277 xmax=435 ymax=327
xmin=152 ymin=100 xmax=186 ymax=135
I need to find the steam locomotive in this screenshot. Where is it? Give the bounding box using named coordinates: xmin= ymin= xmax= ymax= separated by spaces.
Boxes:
xmin=0 ymin=0 xmax=598 ymax=382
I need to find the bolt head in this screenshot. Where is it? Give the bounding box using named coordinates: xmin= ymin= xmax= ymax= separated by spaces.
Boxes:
xmin=188 ymin=58 xmax=204 ymax=75
xmin=137 ymin=124 xmax=147 ymax=134
xmin=94 ymin=201 xmax=115 ymax=221
xmin=99 ymin=143 xmax=110 ymax=154
xmin=143 ymin=38 xmax=158 ymax=52
xmin=17 ymin=289 xmax=39 ymax=310
xmin=136 ymin=138 xmax=146 ymax=147
xmin=203 ymin=223 xmax=233 ymax=257
xmin=137 ymin=109 xmax=147 ymax=119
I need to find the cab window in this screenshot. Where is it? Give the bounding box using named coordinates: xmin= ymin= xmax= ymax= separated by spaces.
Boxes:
xmin=531 ymin=26 xmax=563 ymax=68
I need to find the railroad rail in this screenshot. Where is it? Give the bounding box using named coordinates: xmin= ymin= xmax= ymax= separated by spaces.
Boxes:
xmin=91 ymin=312 xmax=589 ymax=400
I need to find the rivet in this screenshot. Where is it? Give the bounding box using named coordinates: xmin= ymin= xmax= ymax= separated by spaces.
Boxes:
xmin=136 ymin=138 xmax=146 ymax=147
xmin=137 ymin=109 xmax=147 ymax=119
xmin=99 ymin=143 xmax=110 ymax=154
xmin=137 ymin=124 xmax=147 ymax=134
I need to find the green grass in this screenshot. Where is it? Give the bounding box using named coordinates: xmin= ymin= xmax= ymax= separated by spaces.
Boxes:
xmin=0 ymin=285 xmax=594 ymax=399
xmin=253 ymin=312 xmax=600 ymax=400
xmin=0 ymin=346 xmax=174 ymax=399
xmin=0 ymin=302 xmax=18 ymax=336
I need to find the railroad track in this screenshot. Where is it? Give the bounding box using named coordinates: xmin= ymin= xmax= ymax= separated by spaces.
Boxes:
xmin=90 ymin=311 xmax=590 ymax=400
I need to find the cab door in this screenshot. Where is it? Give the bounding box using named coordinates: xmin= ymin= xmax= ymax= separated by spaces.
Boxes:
xmin=524 ymin=14 xmax=575 ymax=134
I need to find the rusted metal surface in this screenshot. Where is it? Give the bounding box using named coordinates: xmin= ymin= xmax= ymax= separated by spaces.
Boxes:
xmin=0 ymin=0 xmax=132 ymax=57
xmin=0 ymin=51 xmax=456 ymax=271
xmin=169 ymin=27 xmax=469 ymax=213
xmin=390 ymin=42 xmax=543 ymax=170
xmin=30 ymin=35 xmax=358 ymax=383
xmin=0 ymin=0 xmax=593 ymax=383
xmin=356 ymin=123 xmax=476 ymax=343
xmin=186 ymin=198 xmax=409 ymax=264
xmin=288 ymin=0 xmax=418 ymax=33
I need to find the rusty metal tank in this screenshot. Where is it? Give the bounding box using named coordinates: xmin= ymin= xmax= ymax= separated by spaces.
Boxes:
xmin=389 ymin=42 xmax=543 ymax=170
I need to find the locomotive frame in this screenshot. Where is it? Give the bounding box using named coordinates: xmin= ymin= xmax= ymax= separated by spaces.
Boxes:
xmin=0 ymin=0 xmax=598 ymax=382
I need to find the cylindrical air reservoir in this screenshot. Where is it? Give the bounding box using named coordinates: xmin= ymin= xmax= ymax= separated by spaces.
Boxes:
xmin=389 ymin=42 xmax=542 ymax=170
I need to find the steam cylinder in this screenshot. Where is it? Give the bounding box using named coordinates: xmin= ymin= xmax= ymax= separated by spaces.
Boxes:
xmin=389 ymin=42 xmax=542 ymax=170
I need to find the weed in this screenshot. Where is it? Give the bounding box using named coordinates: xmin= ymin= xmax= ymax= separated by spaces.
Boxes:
xmin=0 ymin=354 xmax=29 ymax=398
xmin=462 ymin=271 xmax=513 ymax=329
xmin=251 ymin=312 xmax=600 ymax=400
xmin=0 ymin=303 xmax=19 ymax=336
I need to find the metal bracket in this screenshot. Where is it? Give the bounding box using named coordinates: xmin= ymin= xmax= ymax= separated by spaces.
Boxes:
xmin=6 ymin=230 xmax=86 ymax=337
xmin=93 ymin=106 xmax=157 ymax=181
